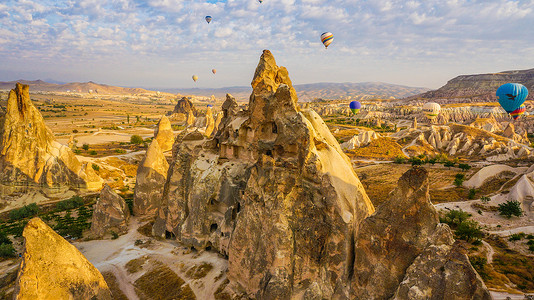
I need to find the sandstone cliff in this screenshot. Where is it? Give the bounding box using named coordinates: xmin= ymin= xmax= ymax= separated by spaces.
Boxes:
xmin=154 ymin=115 xmax=174 ymax=152
xmin=133 ymin=139 xmax=169 ymax=217
xmin=416 ymin=68 xmax=534 ymax=101
xmin=0 ymin=83 xmax=103 ymax=193
xmin=14 ymin=218 xmax=112 ymax=299
xmin=91 ymin=184 xmax=130 ymax=237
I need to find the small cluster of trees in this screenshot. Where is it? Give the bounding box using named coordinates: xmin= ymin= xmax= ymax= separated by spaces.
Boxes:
xmin=440 ymin=209 xmax=483 ymax=243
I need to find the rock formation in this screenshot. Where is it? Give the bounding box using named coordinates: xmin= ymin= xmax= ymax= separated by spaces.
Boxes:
xmin=14 ymin=218 xmax=112 ymax=299
xmin=341 ymin=130 xmax=381 ymax=150
xmin=204 ymin=106 xmax=215 ymax=137
xmin=415 ymin=67 xmax=534 ymax=101
xmin=91 ymin=184 xmax=130 ymax=237
xmin=154 ymin=115 xmax=174 ymax=152
xmin=153 ymin=50 xmax=374 ymax=298
xmin=412 ymin=117 xmax=417 ymax=129
xmin=147 ymin=50 xmax=490 ymax=299
xmin=394 ymin=123 xmax=532 ymax=160
xmin=185 ymin=110 xmax=196 ymax=127
xmin=351 ymin=167 xmax=491 ymax=299
xmin=170 ymin=96 xmax=197 ymax=116
xmin=133 ymin=139 xmax=169 ymax=217
xmin=0 ymin=83 xmax=103 ymax=193
xmin=213 ymin=111 xmax=223 ymax=132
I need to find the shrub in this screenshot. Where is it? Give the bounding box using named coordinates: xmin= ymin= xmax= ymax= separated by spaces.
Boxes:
xmin=9 ymin=203 xmax=40 ymax=221
xmin=393 ymin=156 xmax=406 ymax=164
xmin=0 ymin=231 xmax=11 ymax=245
xmin=428 ymin=158 xmax=437 ymax=165
xmin=468 ymin=188 xmax=477 ymax=200
xmin=73 ymin=149 xmax=81 ymax=154
xmin=444 ymin=161 xmax=455 ymax=169
xmin=527 ymin=234 xmax=534 ymax=240
xmin=0 ymin=243 xmax=16 ymax=258
xmin=409 ymin=157 xmax=423 ymax=166
xmin=111 ymin=231 xmax=119 ymax=239
xmin=480 ymin=196 xmax=491 ymax=203
xmin=72 ymin=129 xmax=78 ymax=133
xmin=455 ymin=220 xmax=483 ymax=242
xmin=527 ymin=240 xmax=534 ymax=246
xmin=89 ymin=150 xmax=98 ymax=155
xmin=509 ymin=233 xmax=525 ymax=241
xmin=454 ymin=173 xmax=465 ymax=187
xmin=92 ymin=163 xmax=100 ymax=171
xmin=55 ymin=196 xmax=84 ymax=211
xmin=82 ymin=144 xmax=89 ymax=150
xmin=115 ymin=149 xmax=126 ymax=154
xmin=529 ymin=245 xmax=534 ymax=252
xmin=498 ymin=200 xmax=523 ymax=218
xmin=440 ymin=209 xmax=471 ymax=228
xmin=458 ymin=163 xmax=471 ymax=171
xmin=130 ymin=135 xmax=144 ymax=145
xmin=469 ymin=256 xmax=488 ymax=279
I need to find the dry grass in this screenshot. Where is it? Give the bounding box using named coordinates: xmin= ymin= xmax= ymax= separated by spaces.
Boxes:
xmin=347 ymin=137 xmax=405 ymax=160
xmin=125 ymin=257 xmax=147 ymax=274
xmin=101 ymin=271 xmax=129 ymax=300
xmin=186 ymin=263 xmax=214 ymax=280
xmin=105 ymin=157 xmax=139 ymax=178
xmin=331 ymin=128 xmax=360 ymax=143
xmin=134 ymin=265 xmax=196 ymax=300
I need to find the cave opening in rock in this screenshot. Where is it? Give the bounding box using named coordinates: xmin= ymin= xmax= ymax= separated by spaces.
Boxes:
xmin=165 ymin=230 xmax=175 ymax=239
xmin=210 ymin=223 xmax=218 ymax=233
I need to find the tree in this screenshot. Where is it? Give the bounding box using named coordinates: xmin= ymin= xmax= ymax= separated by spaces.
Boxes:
xmin=440 ymin=209 xmax=471 ymax=228
xmin=127 ymin=114 xmax=130 ymax=124
xmin=458 ymin=163 xmax=471 ymax=171
xmin=454 ymin=173 xmax=465 ymax=187
xmin=468 ymin=188 xmax=477 ymax=200
xmin=498 ymin=200 xmax=523 ymax=218
xmin=130 ymin=135 xmax=144 ymax=145
xmin=0 ymin=243 xmax=16 ymax=258
xmin=82 ymin=144 xmax=89 ymax=151
xmin=444 ymin=161 xmax=455 ymax=169
xmin=480 ymin=196 xmax=491 ymax=203
xmin=455 ymin=219 xmax=483 ymax=242
xmin=394 ymin=156 xmax=406 ymax=164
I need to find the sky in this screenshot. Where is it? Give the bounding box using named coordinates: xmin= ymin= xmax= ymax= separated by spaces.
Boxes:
xmin=0 ymin=0 xmax=533 ymax=89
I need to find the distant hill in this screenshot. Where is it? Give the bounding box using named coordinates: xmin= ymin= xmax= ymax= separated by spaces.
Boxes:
xmin=414 ymin=68 xmax=534 ymax=101
xmin=0 ymin=80 xmax=429 ymax=100
xmin=0 ymin=80 xmax=155 ymax=95
xmin=161 ymin=82 xmax=430 ymax=101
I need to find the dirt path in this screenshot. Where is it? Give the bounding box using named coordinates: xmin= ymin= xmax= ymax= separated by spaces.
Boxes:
xmin=74 ymin=217 xmax=228 ymax=300
xmin=481 ymin=240 xmax=495 ymax=264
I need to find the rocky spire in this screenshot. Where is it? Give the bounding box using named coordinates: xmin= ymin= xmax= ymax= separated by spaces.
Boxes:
xmin=154 ymin=115 xmax=174 ymax=152
xmin=0 ymin=83 xmax=102 ymax=191
xmin=204 ymin=106 xmax=215 ymax=137
xmin=133 ymin=139 xmax=169 ymax=217
xmin=14 ymin=218 xmax=112 ymax=299
xmin=90 ymin=184 xmax=130 ymax=238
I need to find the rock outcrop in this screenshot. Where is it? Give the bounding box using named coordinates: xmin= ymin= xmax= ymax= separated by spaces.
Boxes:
xmin=154 ymin=115 xmax=174 ymax=152
xmin=170 ymin=96 xmax=197 ymax=116
xmin=91 ymin=184 xmax=130 ymax=237
xmin=133 ymin=139 xmax=169 ymax=217
xmin=14 ymin=218 xmax=112 ymax=299
xmin=352 ymin=167 xmax=491 ymax=299
xmin=185 ymin=110 xmax=196 ymax=127
xmin=394 ymin=123 xmax=532 ymax=160
xmin=204 ymin=106 xmax=215 ymax=137
xmin=153 ymin=50 xmax=374 ymax=298
xmin=149 ymin=50 xmax=490 ymax=299
xmin=0 ymin=83 xmax=103 ymax=193
xmin=341 ymin=130 xmax=381 ymax=150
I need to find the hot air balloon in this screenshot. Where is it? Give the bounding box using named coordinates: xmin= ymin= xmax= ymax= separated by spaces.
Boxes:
xmin=510 ymin=104 xmax=526 ymax=120
xmin=192 ymin=75 xmax=198 ymax=82
xmin=422 ymin=102 xmax=441 ymax=120
xmin=205 ymin=16 xmax=212 ymax=24
xmin=320 ymin=32 xmax=333 ymax=49
xmin=258 ymin=0 xmax=263 ymax=3
xmin=349 ymin=101 xmax=361 ymax=115
xmin=496 ymin=83 xmax=528 ymax=115
xmin=212 ymin=69 xmax=217 ymax=74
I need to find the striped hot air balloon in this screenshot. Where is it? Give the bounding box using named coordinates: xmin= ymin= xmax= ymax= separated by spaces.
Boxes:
xmin=320 ymin=32 xmax=334 ymax=48
xmin=510 ymin=104 xmax=526 ymax=120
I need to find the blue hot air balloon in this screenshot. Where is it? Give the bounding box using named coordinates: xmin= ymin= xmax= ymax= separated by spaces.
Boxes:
xmin=496 ymin=83 xmax=528 ymax=113
xmin=205 ymin=16 xmax=212 ymax=24
xmin=349 ymin=101 xmax=361 ymax=115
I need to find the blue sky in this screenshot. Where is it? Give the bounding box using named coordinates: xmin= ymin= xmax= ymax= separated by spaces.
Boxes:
xmin=0 ymin=0 xmax=533 ymax=89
